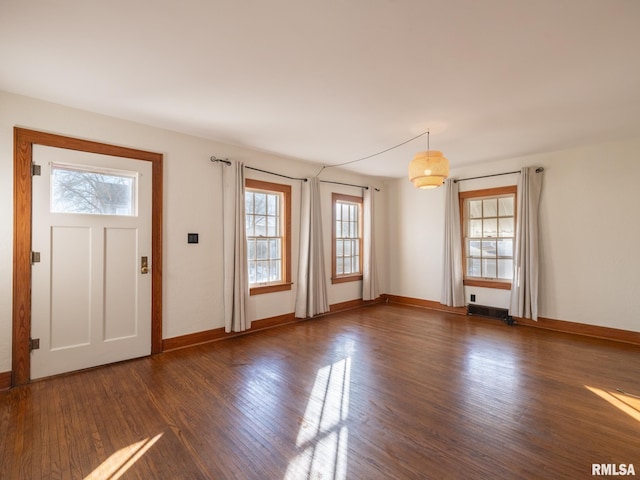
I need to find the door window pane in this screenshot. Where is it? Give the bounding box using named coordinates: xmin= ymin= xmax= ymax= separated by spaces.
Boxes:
xmin=51 ymin=164 xmax=136 ymax=216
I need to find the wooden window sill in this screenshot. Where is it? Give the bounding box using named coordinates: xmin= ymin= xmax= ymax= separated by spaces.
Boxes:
xmin=463 ymin=279 xmax=512 ymax=290
xmin=331 ymin=274 xmax=363 ymax=285
xmin=250 ymin=283 xmax=292 ymax=296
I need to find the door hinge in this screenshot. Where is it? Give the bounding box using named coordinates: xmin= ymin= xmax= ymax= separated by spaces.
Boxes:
xmin=31 ymin=251 xmax=41 ymax=264
xmin=29 ymin=338 xmax=40 ymax=351
xmin=31 ymin=163 xmax=41 ymax=176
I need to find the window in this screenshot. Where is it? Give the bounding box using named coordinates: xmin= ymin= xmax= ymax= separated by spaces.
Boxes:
xmin=460 ymin=186 xmax=516 ymax=289
xmin=245 ymin=179 xmax=291 ymax=295
xmin=332 ymin=193 xmax=363 ymax=284
xmin=51 ymin=163 xmax=137 ymax=216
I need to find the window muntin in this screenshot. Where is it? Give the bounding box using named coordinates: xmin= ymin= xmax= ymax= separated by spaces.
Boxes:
xmin=51 ymin=163 xmax=137 ymax=216
xmin=245 ymin=179 xmax=291 ymax=295
xmin=332 ymin=193 xmax=363 ymax=283
xmin=461 ymin=187 xmax=516 ymax=288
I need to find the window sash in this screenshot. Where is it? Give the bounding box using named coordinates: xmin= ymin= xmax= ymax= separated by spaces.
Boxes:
xmin=332 ymin=193 xmax=363 ymax=282
xmin=244 ymin=179 xmax=291 ymax=295
xmin=246 ymin=189 xmax=283 ymax=285
xmin=460 ymin=187 xmax=516 ymax=288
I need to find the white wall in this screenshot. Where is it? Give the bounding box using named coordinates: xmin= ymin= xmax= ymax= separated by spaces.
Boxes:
xmin=0 ymin=91 xmax=387 ymax=373
xmin=3 ymin=88 xmax=636 ymax=377
xmin=389 ymin=138 xmax=640 ymax=332
xmin=387 ymin=177 xmax=444 ymax=301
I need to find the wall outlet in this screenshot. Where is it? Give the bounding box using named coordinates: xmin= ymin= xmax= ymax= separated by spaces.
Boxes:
xmin=470 ymin=294 xmax=476 ymax=302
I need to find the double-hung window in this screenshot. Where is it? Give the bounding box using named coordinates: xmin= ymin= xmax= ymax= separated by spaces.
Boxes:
xmin=332 ymin=193 xmax=363 ymax=284
xmin=460 ymin=186 xmax=516 ymax=289
xmin=245 ymin=179 xmax=291 ymax=295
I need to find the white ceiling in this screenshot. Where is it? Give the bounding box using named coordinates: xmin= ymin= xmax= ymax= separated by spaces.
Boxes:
xmin=2 ymin=0 xmax=639 ymax=178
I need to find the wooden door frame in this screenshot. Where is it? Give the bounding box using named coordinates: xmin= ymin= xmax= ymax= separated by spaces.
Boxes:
xmin=12 ymin=127 xmax=163 ymax=387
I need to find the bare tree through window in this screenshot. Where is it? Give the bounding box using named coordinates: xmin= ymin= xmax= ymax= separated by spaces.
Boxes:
xmin=51 ymin=165 xmax=135 ymax=216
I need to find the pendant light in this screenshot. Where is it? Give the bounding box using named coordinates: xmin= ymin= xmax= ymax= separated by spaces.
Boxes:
xmin=408 ymin=130 xmax=449 ymax=189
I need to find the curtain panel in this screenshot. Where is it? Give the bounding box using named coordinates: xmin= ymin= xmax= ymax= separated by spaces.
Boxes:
xmin=509 ymin=167 xmax=543 ymax=320
xmin=362 ymin=187 xmax=379 ymax=301
xmin=295 ymin=177 xmax=329 ymax=318
xmin=222 ymin=160 xmax=250 ymax=332
xmin=441 ymin=178 xmax=465 ymax=307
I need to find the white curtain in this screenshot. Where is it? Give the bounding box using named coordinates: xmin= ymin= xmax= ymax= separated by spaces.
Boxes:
xmin=362 ymin=187 xmax=379 ymax=301
xmin=222 ymin=160 xmax=250 ymax=332
xmin=509 ymin=167 xmax=543 ymax=320
xmin=295 ymin=177 xmax=329 ymax=318
xmin=441 ymin=178 xmax=465 ymax=307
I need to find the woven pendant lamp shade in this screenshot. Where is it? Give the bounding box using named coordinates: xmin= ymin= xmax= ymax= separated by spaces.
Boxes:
xmin=408 ymin=150 xmax=449 ymax=189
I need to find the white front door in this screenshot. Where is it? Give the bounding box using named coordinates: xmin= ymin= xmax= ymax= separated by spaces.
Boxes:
xmin=30 ymin=145 xmax=152 ymax=379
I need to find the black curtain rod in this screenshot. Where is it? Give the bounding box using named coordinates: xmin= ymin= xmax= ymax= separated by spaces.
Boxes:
xmin=320 ymin=180 xmax=379 ymax=191
xmin=210 ymin=156 xmax=380 ymax=191
xmin=247 ymin=166 xmax=307 ymax=182
xmin=210 ymin=156 xmax=307 ymax=181
xmin=453 ymin=167 xmax=544 ymax=183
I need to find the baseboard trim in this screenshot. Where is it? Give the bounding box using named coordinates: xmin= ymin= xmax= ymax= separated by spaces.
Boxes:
xmin=164 ymin=294 xmax=640 ymax=351
xmin=329 ymin=296 xmax=386 ymax=314
xmin=386 ymin=295 xmax=468 ymax=316
xmin=163 ymin=297 xmax=387 ymax=352
xmin=516 ymin=316 xmax=640 ymax=346
xmin=386 ymin=294 xmax=640 ymax=346
xmin=0 ymin=371 xmax=11 ymax=391
xmin=163 ymin=312 xmax=298 ymax=351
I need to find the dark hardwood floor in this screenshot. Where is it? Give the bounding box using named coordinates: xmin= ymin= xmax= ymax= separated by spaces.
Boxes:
xmin=1 ymin=303 xmax=639 ymax=479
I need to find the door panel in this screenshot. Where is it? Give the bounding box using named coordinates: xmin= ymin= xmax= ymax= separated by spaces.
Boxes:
xmin=104 ymin=227 xmax=138 ymax=341
xmin=31 ymin=145 xmax=152 ymax=379
xmin=50 ymin=226 xmax=92 ymax=350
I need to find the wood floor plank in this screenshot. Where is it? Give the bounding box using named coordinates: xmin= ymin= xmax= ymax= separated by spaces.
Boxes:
xmin=1 ymin=304 xmax=640 ymax=479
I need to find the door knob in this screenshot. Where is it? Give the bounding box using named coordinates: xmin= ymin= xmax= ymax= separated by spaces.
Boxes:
xmin=141 ymin=256 xmax=149 ymax=274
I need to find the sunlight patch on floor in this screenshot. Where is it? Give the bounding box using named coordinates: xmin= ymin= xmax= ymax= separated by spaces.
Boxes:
xmin=585 ymin=386 xmax=640 ymax=423
xmin=285 ymin=357 xmax=351 ymax=480
xmin=84 ymin=433 xmax=163 ymax=480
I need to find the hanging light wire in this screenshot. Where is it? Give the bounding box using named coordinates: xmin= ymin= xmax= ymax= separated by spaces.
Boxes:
xmin=315 ymin=129 xmax=430 ymax=176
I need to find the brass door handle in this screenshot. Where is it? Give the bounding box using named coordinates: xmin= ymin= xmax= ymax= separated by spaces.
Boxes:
xmin=141 ymin=256 xmax=149 ymax=274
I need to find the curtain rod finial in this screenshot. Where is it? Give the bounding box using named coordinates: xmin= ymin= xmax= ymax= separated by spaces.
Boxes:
xmin=211 ymin=156 xmax=231 ymax=165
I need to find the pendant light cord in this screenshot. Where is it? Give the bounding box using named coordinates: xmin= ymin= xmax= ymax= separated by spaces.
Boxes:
xmin=316 ymin=129 xmax=430 ymax=176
